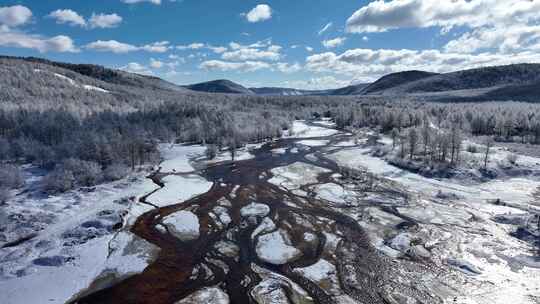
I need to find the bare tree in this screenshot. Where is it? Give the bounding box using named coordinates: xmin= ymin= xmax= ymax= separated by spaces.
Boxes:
xmin=484 ymin=138 xmax=494 ymax=170
xmin=391 ymin=128 xmax=399 ymax=150
xmin=205 ymin=144 xmax=218 ymax=160
xmin=408 ymin=128 xmax=418 ymax=159
xmin=421 ymin=119 xmax=431 ymax=161
xmin=450 ymin=125 xmax=463 ymax=165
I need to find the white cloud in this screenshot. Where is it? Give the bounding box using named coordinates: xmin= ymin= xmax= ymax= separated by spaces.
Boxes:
xmin=322 ymin=37 xmax=346 ymax=49
xmin=177 ymin=43 xmax=205 ymax=50
xmin=343 ymin=0 xmax=540 ymax=75
xmin=306 ymin=46 xmax=314 ymax=52
xmin=86 ymin=40 xmax=138 ymax=53
xmin=200 ymin=60 xmax=271 ymax=72
xmin=245 ymin=4 xmax=272 ymax=23
xmin=207 ymin=45 xmax=227 ymax=54
xmin=0 ymin=5 xmax=32 ymax=27
xmin=282 ymin=76 xmax=351 ymax=90
xmin=318 ymin=22 xmax=333 ymax=35
xmin=362 ymin=36 xmax=369 ymax=41
xmin=48 ymin=9 xmax=86 ymax=27
xmin=276 ymin=62 xmax=302 ymax=73
xmin=222 ymin=43 xmax=281 ymax=61
xmin=176 ymin=43 xmax=228 ymax=53
xmin=305 ymin=47 xmax=540 ymax=81
xmin=445 ymin=24 xmax=540 ymax=54
xmin=346 ymin=0 xmax=540 ymax=34
xmin=121 ymin=62 xmax=154 ymax=75
xmin=0 ymin=6 xmax=77 ymax=53
xmin=149 ymin=58 xmax=164 ymax=68
xmin=0 ymin=28 xmax=77 ymax=53
xmin=89 ymin=13 xmax=122 ymax=28
xmin=140 ymin=41 xmax=170 ymax=52
xmin=85 ymin=40 xmax=169 ymax=53
xmin=47 ymin=10 xmax=122 ymax=29
xmin=121 ymin=0 xmax=161 ymax=4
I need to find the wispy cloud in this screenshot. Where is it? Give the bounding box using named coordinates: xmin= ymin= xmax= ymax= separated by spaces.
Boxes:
xmin=318 ymin=22 xmax=333 ymax=35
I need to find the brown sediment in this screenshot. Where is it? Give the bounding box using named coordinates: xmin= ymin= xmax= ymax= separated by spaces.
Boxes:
xmin=71 ymin=123 xmax=412 ymax=304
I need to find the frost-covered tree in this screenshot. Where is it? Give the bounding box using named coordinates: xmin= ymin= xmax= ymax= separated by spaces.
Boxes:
xmin=408 ymin=128 xmax=418 ymax=159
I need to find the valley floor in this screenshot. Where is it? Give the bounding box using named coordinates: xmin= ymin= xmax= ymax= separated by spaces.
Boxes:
xmin=1 ymin=120 xmax=539 ymax=304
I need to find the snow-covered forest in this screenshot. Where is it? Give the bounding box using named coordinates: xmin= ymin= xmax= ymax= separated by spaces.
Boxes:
xmin=1 ymin=97 xmax=539 ymax=195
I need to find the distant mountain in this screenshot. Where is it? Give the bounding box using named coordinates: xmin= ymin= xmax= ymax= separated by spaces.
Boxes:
xmin=362 ymin=71 xmax=438 ymax=95
xmin=185 ymin=79 xmax=254 ymax=95
xmin=0 ymin=56 xmax=200 ymax=112
xmin=330 ymin=83 xmax=371 ymax=95
xmin=7 ymin=56 xmax=186 ymax=92
xmin=2 ymin=55 xmax=540 ymax=108
xmin=250 ymin=87 xmax=332 ymax=96
xmin=365 ymin=64 xmax=540 ymax=97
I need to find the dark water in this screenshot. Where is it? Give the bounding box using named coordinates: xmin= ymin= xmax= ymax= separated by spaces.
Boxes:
xmin=71 ymin=124 xmax=430 ymax=304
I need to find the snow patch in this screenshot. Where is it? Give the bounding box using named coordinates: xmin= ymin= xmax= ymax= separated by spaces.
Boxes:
xmin=297 ymin=139 xmax=330 ymax=147
xmin=269 ymin=162 xmax=331 ymax=190
xmin=176 ymin=286 xmax=229 ymax=304
xmin=240 ymin=202 xmax=270 ymax=218
xmin=294 ymin=259 xmax=336 ymax=283
xmin=162 ymin=211 xmax=200 ymax=241
xmin=256 ymin=230 xmax=301 ymax=265
xmin=289 ymin=121 xmax=339 ymax=138
xmin=146 ymin=174 xmax=211 ymax=207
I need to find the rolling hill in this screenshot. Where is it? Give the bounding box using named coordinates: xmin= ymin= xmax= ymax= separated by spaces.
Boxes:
xmin=2 ymin=55 xmax=540 ymax=106
xmin=330 ymin=83 xmax=371 ymax=95
xmin=361 ymin=70 xmax=438 ymax=95
xmin=361 ymin=64 xmax=540 ymax=101
xmin=185 ymin=79 xmax=254 ymax=95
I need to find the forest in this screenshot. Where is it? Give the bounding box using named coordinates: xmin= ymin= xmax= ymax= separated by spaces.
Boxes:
xmin=1 ymin=94 xmax=540 ymax=197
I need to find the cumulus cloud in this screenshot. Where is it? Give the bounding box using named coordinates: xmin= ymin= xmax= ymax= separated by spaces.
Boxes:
xmin=222 ymin=47 xmax=280 ymax=61
xmin=318 ymin=22 xmax=333 ymax=35
xmin=48 ymin=9 xmax=86 ymax=27
xmin=89 ymin=13 xmax=122 ymax=28
xmin=305 ymin=47 xmax=540 ymax=81
xmin=121 ymin=62 xmax=154 ymax=75
xmin=177 ymin=43 xmax=205 ymax=50
xmin=322 ymin=37 xmax=346 ymax=49
xmin=200 ymin=60 xmax=271 ymax=72
xmin=176 ymin=43 xmax=228 ymax=54
xmin=0 ymin=5 xmax=32 ymax=27
xmin=445 ymin=25 xmax=540 ymax=54
xmin=86 ymin=40 xmax=138 ymax=53
xmin=346 ymin=0 xmax=540 ymax=34
xmin=245 ymin=4 xmax=272 ymax=23
xmin=276 ymin=62 xmax=302 ymax=73
xmin=220 ymin=40 xmax=281 ymax=61
xmin=207 ymin=45 xmax=227 ymax=54
xmin=282 ymin=76 xmax=352 ymax=90
xmin=149 ymin=58 xmax=164 ymax=68
xmin=85 ymin=40 xmax=169 ymax=53
xmin=0 ymin=6 xmax=77 ymax=53
xmin=141 ymin=41 xmax=170 ymax=52
xmin=47 ymin=10 xmax=122 ymax=29
xmin=0 ymin=28 xmax=78 ymax=53
xmin=342 ymin=0 xmax=540 ymax=76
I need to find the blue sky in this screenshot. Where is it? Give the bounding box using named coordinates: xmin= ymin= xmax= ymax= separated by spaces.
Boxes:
xmin=1 ymin=0 xmax=540 ymax=89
